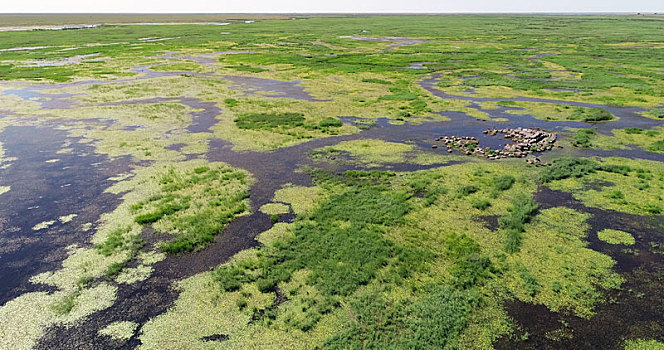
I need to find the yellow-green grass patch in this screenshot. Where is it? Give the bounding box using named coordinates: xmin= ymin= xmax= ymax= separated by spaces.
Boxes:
xmin=597 ymin=229 xmax=635 ymax=245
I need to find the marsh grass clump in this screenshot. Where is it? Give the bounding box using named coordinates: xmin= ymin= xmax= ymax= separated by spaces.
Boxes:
xmin=493 ymin=175 xmax=516 ymax=192
xmin=234 ymin=112 xmax=342 ymax=138
xmin=472 ymin=199 xmax=492 ymax=210
xmin=52 ymin=293 xmax=77 ymax=315
xmin=131 ymin=164 xmax=251 ymax=254
xmin=361 ymin=78 xmax=391 ymax=85
xmin=223 ymin=98 xmax=239 ymax=107
xmin=444 ymin=233 xmax=494 ymax=288
xmin=539 ymin=157 xmax=599 ymax=183
xmin=573 ymin=128 xmax=596 ymax=148
xmin=649 ymin=140 xmax=664 ymax=153
xmin=325 ymin=286 xmax=476 ymax=349
xmin=235 ymin=112 xmax=305 ymax=131
xmin=500 ymin=194 xmax=539 ymax=253
xmin=624 ymin=127 xmax=644 ymax=134
xmin=94 ymin=226 xmax=141 ymax=256
xmin=455 ymin=185 xmax=479 ymax=198
xmin=567 ymin=107 xmax=614 ymax=122
xmin=318 ymin=117 xmax=342 ymax=128
xmin=212 ymin=170 xmax=417 ymax=328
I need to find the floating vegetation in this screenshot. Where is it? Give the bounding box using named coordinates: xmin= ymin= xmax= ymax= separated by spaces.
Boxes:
xmin=624 ymin=339 xmax=664 ymax=350
xmin=58 ymin=214 xmax=77 ymax=223
xmin=597 ymin=229 xmax=636 ymax=246
xmin=543 ymin=157 xmax=664 ymax=215
xmin=259 ymin=202 xmax=290 ymax=215
xmin=98 ymin=321 xmax=139 ymax=341
xmin=137 ymin=162 xmax=621 ymax=347
xmin=313 ymin=139 xmax=454 ymax=167
xmin=130 ymin=163 xmax=252 ymax=253
xmin=32 ymin=220 xmax=56 ymax=231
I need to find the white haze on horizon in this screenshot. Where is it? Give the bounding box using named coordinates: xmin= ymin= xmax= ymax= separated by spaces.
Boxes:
xmin=1 ymin=0 xmax=662 ymax=14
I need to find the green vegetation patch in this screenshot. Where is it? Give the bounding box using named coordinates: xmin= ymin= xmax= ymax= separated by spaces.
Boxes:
xmin=597 ymin=229 xmax=635 ymax=245
xmin=567 ymin=107 xmax=614 ymax=122
xmin=312 ymin=139 xmax=456 ymax=167
xmin=98 ymin=321 xmax=139 ymax=341
xmin=505 ymin=207 xmax=622 ymax=318
xmin=500 ymin=194 xmax=539 ymax=253
xmin=235 ymin=112 xmax=306 ymax=131
xmin=543 ymin=157 xmax=664 ymax=216
xmin=131 ymin=163 xmax=252 ymax=253
xmin=259 ymin=202 xmax=291 ymax=215
xmin=612 ymin=127 xmax=664 ymax=154
xmin=573 ymin=128 xmax=596 ymax=148
xmin=136 ymin=160 xmax=625 ymax=348
xmin=625 ymin=339 xmax=664 ymax=350
xmin=325 ymin=286 xmax=477 ymax=349
xmin=234 ymin=112 xmax=343 ymax=139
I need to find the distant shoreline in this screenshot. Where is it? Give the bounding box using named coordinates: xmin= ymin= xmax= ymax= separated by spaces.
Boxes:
xmin=0 ymin=12 xmax=661 ymax=30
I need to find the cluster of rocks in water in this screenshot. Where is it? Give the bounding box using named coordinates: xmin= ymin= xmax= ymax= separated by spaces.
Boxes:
xmin=433 ymin=127 xmax=557 ymax=164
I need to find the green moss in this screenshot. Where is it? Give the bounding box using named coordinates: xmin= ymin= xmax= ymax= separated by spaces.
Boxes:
xmin=597 ymin=229 xmax=635 ymax=245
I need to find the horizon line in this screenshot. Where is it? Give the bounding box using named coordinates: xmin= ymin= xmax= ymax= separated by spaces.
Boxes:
xmin=0 ymin=12 xmax=661 ymax=15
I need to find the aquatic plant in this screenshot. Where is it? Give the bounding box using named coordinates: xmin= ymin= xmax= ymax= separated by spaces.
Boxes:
xmin=500 ymin=194 xmax=539 ymax=253
xmin=572 ymin=128 xmax=596 ymax=148
xmin=130 ymin=163 xmax=251 ymax=253
xmin=597 ymin=229 xmax=635 ymax=245
xmin=539 ymin=157 xmax=599 ymax=183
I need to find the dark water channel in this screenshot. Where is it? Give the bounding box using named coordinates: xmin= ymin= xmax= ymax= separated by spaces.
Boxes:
xmin=0 ymin=124 xmax=131 ymax=304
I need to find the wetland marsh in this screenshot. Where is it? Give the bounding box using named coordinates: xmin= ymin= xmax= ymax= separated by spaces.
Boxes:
xmin=0 ymin=14 xmax=662 ymax=350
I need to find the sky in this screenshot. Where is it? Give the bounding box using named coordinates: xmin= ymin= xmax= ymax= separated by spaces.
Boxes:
xmin=1 ymin=0 xmax=662 ymax=13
